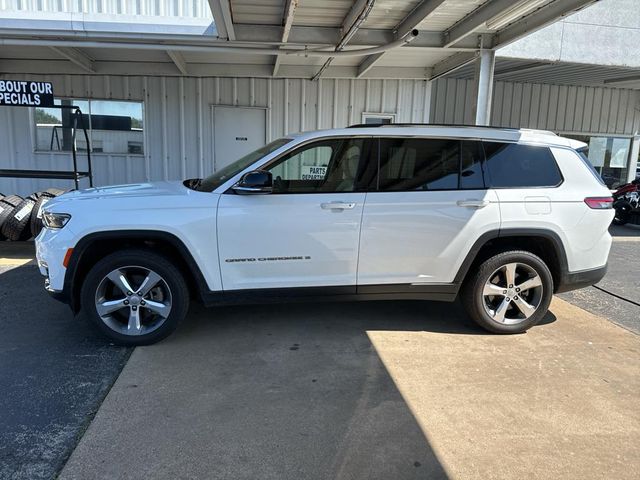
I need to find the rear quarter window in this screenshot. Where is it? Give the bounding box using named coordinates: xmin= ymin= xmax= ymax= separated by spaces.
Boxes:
xmin=482 ymin=142 xmax=563 ymax=188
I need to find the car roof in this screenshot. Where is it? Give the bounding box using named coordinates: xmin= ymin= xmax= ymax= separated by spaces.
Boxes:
xmin=287 ymin=125 xmax=586 ymax=150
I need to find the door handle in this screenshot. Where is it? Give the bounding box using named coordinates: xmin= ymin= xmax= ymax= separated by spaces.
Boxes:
xmin=457 ymin=199 xmax=490 ymax=208
xmin=321 ymin=202 xmax=356 ymax=210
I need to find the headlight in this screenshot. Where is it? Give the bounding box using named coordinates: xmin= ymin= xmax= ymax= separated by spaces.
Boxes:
xmin=42 ymin=212 xmax=71 ymax=229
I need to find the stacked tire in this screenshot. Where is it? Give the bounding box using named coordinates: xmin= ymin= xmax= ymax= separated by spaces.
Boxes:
xmin=0 ymin=188 xmax=67 ymax=241
xmin=30 ymin=189 xmax=66 ymax=238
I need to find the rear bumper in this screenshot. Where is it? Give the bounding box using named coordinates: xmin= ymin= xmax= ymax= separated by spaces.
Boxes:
xmin=556 ymin=264 xmax=608 ymax=293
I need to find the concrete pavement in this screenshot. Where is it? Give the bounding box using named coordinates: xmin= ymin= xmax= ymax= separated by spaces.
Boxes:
xmin=59 ymin=298 xmax=640 ymax=480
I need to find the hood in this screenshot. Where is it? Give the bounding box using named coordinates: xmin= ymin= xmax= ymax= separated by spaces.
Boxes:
xmin=58 ymin=181 xmax=189 ymax=201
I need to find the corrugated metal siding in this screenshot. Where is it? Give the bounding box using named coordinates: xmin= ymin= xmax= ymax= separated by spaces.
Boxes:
xmin=0 ymin=75 xmax=432 ymax=195
xmin=2 ymin=74 xmax=638 ymax=196
xmin=0 ymin=0 xmax=211 ymax=17
xmin=430 ymin=77 xmax=640 ymax=135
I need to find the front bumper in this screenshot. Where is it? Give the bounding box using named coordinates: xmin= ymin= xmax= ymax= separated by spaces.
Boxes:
xmin=35 ymin=226 xmax=76 ymax=303
xmin=556 ymin=264 xmax=608 ymax=293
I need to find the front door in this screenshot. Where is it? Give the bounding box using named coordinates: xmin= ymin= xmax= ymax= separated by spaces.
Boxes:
xmin=213 ymin=106 xmax=266 ymax=170
xmin=217 ymin=137 xmax=373 ymax=292
xmin=357 ymin=137 xmax=501 ymax=287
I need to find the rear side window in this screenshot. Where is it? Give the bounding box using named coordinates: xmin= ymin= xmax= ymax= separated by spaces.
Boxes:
xmin=482 ymin=142 xmax=562 ymax=188
xmin=376 ymin=138 xmax=485 ymax=191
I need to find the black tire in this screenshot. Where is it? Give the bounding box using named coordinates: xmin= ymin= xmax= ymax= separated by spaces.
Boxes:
xmin=0 ymin=195 xmax=22 ymax=241
xmin=612 ymin=211 xmax=629 ymax=226
xmin=27 ymin=192 xmax=44 ymax=202
xmin=1 ymin=197 xmax=36 ymax=241
xmin=81 ymin=249 xmax=190 ymax=346
xmin=44 ymin=188 xmax=67 ymax=197
xmin=29 ymin=192 xmax=56 ymax=238
xmin=0 ymin=195 xmax=25 ymax=241
xmin=461 ymin=250 xmax=553 ymax=334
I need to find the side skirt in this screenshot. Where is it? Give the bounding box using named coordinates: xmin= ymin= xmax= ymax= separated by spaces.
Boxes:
xmin=201 ymin=283 xmax=460 ymax=307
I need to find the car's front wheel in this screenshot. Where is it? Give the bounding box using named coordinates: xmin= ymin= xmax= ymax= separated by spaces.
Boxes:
xmin=81 ymin=249 xmax=189 ymax=345
xmin=461 ymin=250 xmax=553 ymax=334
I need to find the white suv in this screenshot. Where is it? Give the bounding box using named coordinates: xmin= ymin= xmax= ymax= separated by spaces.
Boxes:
xmin=36 ymin=125 xmax=614 ymax=345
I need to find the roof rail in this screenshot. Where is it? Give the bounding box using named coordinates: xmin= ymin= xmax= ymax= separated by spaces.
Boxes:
xmin=347 ymin=122 xmax=519 ymax=130
xmin=346 ymin=123 xmax=557 ymax=135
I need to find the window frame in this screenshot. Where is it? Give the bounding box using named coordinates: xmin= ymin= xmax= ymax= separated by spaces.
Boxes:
xmin=32 ymin=97 xmax=146 ymax=157
xmin=371 ymin=137 xmax=488 ymax=193
xmin=361 ymin=112 xmax=396 ymax=125
xmin=255 ymin=136 xmax=377 ymax=195
xmin=481 ymin=141 xmax=564 ymax=189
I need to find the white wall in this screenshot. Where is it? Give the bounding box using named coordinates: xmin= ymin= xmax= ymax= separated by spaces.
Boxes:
xmin=431 ymin=77 xmax=640 ymax=135
xmin=0 ymin=0 xmax=211 ymax=17
xmin=498 ymin=0 xmax=640 ymax=69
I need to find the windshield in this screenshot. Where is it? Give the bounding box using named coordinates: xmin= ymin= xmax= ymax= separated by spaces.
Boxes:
xmin=194 ymin=138 xmax=293 ymax=192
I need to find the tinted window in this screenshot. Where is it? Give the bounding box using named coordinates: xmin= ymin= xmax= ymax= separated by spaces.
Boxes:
xmin=266 ymin=138 xmax=372 ymax=193
xmin=483 ymin=142 xmax=562 ymax=188
xmin=376 ymin=138 xmax=485 ymax=191
xmin=460 ymin=141 xmax=485 ymax=189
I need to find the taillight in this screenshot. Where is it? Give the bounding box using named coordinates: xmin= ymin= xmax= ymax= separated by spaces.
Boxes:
xmin=584 ymin=197 xmax=613 ymax=209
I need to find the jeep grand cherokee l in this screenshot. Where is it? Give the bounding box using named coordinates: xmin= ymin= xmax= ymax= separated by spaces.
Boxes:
xmin=36 ymin=125 xmax=614 ymax=345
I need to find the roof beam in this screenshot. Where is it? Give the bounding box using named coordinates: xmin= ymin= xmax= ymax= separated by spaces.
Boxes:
xmin=49 ymin=46 xmax=94 ymax=72
xmin=0 ymin=58 xmax=431 ymax=79
xmin=313 ymin=0 xmax=376 ymax=80
xmin=443 ymin=0 xmax=516 ymax=48
xmin=234 ymin=25 xmax=478 ymax=50
xmin=494 ymin=0 xmax=597 ymax=48
xmin=430 ymin=51 xmax=478 ymax=80
xmin=356 ymin=0 xmax=446 ymax=77
xmin=273 ymin=0 xmax=299 ymax=77
xmin=167 ymin=50 xmax=188 ymax=75
xmin=395 ymin=0 xmax=447 ymax=38
xmin=208 ymin=0 xmax=235 ymax=41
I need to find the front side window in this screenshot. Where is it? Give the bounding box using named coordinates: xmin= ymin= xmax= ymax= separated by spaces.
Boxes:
xmin=376 ymin=138 xmax=484 ymax=191
xmin=483 ymin=142 xmax=562 ymax=188
xmin=266 ymin=138 xmax=372 ymax=193
xmin=34 ymin=98 xmax=144 ymax=155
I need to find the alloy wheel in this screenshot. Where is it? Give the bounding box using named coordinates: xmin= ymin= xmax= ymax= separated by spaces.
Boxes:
xmin=482 ymin=262 xmax=544 ymax=325
xmin=94 ymin=266 xmax=172 ymax=336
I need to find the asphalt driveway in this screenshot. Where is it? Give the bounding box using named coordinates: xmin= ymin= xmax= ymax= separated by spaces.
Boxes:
xmin=0 ymin=248 xmax=131 ymax=480
xmin=559 ymin=224 xmax=640 ymax=333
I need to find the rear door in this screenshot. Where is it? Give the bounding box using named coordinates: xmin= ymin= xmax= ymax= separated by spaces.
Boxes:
xmin=217 ymin=137 xmax=374 ymax=292
xmin=357 ymin=137 xmax=501 ymax=288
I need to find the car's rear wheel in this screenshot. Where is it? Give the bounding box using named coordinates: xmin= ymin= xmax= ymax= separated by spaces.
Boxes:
xmin=81 ymin=250 xmax=189 ymax=345
xmin=462 ymin=250 xmax=553 ymax=334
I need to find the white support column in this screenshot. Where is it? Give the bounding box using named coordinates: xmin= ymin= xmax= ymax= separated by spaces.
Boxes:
xmin=472 ymin=49 xmax=495 ymax=126
xmin=628 ymin=135 xmax=639 ymax=182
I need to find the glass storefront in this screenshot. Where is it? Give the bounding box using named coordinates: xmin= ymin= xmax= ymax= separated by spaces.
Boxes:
xmin=563 ymin=134 xmax=631 ymax=188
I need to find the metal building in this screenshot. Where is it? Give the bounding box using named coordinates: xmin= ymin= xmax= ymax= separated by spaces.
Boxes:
xmin=0 ymin=0 xmax=638 ymax=195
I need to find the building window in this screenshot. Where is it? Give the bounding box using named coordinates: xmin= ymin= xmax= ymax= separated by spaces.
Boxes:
xmin=361 ymin=113 xmax=395 ymax=125
xmin=34 ymin=98 xmax=144 ymax=155
xmin=563 ymin=134 xmax=631 ymax=188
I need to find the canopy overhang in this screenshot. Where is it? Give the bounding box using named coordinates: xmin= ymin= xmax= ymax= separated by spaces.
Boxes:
xmin=0 ymin=0 xmax=599 ymax=80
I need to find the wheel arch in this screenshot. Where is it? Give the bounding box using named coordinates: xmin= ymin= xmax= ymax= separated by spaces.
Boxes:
xmin=454 ymin=228 xmax=569 ymax=293
xmin=64 ymin=230 xmax=210 ymax=313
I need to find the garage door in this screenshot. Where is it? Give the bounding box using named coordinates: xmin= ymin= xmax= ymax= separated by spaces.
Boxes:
xmin=213 ymin=106 xmax=266 ymax=171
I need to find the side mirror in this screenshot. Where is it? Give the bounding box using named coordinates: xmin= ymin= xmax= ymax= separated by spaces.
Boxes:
xmin=233 ymin=170 xmax=273 ymax=194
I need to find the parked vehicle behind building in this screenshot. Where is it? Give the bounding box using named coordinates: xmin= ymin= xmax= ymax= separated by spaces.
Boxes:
xmin=35 ymin=125 xmax=614 ymax=345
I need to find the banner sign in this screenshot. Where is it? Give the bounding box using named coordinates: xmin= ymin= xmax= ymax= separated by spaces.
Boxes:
xmin=0 ymin=80 xmax=54 ymax=107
